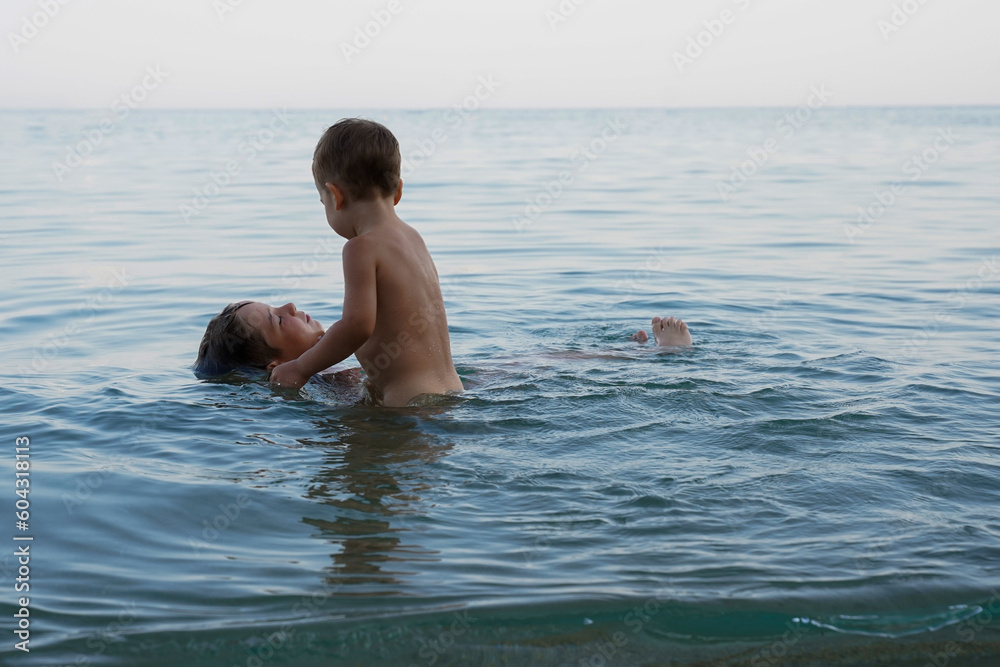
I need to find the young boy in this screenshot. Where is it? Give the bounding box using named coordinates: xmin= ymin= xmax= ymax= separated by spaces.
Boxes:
xmin=268 ymin=119 xmax=464 ymax=407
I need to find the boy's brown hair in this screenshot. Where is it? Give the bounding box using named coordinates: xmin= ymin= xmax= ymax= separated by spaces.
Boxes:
xmin=312 ymin=118 xmax=401 ymax=201
xmin=194 ymin=301 xmax=279 ymax=375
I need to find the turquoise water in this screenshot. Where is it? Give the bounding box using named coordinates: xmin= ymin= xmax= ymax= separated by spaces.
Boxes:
xmin=2 ymin=108 xmax=999 ymax=665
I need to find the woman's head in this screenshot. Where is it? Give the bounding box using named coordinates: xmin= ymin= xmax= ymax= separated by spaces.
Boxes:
xmin=195 ymin=301 xmax=324 ymax=375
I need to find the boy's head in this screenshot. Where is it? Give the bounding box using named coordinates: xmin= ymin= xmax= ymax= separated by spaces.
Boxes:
xmin=312 ymin=118 xmax=401 ymax=202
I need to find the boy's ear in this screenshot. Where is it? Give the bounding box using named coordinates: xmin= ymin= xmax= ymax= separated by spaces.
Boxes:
xmin=266 ymin=359 xmax=281 ymax=372
xmin=326 ymin=182 xmax=346 ymax=210
xmin=394 ymin=178 xmax=403 ymax=205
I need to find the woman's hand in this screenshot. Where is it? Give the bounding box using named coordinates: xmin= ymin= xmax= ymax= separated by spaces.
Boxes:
xmin=269 ymin=359 xmax=311 ymax=390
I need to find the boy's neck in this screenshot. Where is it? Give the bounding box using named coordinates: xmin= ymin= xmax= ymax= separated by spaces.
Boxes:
xmin=340 ymin=196 xmax=400 ymax=238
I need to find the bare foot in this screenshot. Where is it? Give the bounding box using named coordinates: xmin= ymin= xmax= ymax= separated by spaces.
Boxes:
xmin=647 ymin=316 xmax=693 ymax=346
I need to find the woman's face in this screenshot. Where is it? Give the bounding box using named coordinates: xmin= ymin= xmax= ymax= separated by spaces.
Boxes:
xmin=236 ymin=302 xmax=324 ymax=369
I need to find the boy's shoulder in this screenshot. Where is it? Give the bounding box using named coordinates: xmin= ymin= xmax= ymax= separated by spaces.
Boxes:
xmin=341 ymin=232 xmax=380 ymax=271
xmin=358 ymin=219 xmax=422 ymax=246
xmin=343 ymin=219 xmax=419 ymax=260
xmin=343 ymin=225 xmax=391 ymax=251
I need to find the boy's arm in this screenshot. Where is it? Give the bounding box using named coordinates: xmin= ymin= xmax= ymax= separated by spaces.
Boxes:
xmin=270 ymin=239 xmax=377 ymax=388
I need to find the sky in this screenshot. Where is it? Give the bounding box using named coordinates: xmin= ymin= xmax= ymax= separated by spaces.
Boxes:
xmin=1 ymin=0 xmax=997 ymax=109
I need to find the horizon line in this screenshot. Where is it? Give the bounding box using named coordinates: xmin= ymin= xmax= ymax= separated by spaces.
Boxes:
xmin=0 ymin=103 xmax=998 ymax=112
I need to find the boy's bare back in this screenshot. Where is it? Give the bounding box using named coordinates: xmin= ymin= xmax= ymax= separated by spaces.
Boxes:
xmin=346 ymin=214 xmax=463 ymax=406
xmin=268 ymin=118 xmax=463 ymax=406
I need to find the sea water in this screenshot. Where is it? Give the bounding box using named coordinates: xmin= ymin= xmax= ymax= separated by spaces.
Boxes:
xmin=1 ymin=107 xmax=999 ymax=665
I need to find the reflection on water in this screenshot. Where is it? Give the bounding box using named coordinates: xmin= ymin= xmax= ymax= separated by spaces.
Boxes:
xmin=302 ymin=408 xmax=452 ymax=593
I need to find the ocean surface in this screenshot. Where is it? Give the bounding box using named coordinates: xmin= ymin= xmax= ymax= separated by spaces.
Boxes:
xmin=2 ymin=107 xmax=999 ymax=666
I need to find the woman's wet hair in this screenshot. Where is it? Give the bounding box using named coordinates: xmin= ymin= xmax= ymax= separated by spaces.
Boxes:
xmin=194 ymin=301 xmax=279 ymax=375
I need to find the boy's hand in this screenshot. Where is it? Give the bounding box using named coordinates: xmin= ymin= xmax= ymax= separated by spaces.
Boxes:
xmin=269 ymin=359 xmax=311 ymax=390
